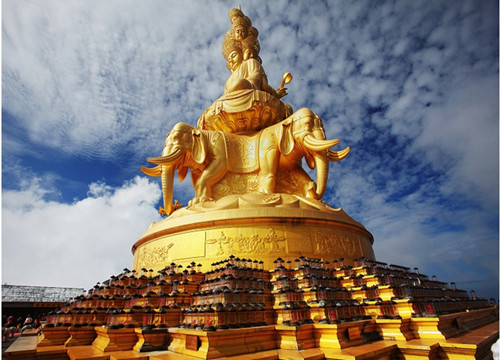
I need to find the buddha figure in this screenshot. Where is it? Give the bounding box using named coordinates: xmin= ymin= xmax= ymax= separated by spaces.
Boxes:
xmin=222 ymin=38 xmax=285 ymax=99
xmin=197 ymin=7 xmax=292 ymax=133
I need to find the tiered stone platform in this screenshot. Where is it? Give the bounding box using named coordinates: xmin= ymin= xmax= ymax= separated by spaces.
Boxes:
xmin=5 ymin=257 xmax=498 ymax=360
xmin=4 ymin=317 xmax=498 ymax=359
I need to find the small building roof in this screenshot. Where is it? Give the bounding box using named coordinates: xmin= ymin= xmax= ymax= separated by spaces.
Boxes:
xmin=2 ymin=285 xmax=85 ymax=303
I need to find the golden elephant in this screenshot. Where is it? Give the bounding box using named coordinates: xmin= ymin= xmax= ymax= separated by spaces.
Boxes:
xmin=141 ymin=108 xmax=349 ymax=216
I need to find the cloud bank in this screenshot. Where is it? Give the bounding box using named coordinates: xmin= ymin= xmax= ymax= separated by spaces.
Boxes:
xmin=2 ymin=0 xmax=498 ymax=298
xmin=2 ymin=176 xmax=162 ymax=289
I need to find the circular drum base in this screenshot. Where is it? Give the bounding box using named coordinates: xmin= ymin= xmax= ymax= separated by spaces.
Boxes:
xmin=132 ymin=194 xmax=375 ymax=273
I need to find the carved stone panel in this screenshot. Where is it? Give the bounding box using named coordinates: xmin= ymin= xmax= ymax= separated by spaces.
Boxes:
xmin=134 ymin=232 xmax=205 ymax=271
xmin=134 ymin=242 xmax=174 ymax=271
xmin=313 ymin=229 xmax=358 ymax=257
xmin=205 ymin=227 xmax=287 ymax=257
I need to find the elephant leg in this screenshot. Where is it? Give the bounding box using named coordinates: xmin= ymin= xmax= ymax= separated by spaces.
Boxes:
xmin=291 ymin=167 xmax=317 ymax=198
xmin=193 ymin=180 xmax=212 ymax=203
xmin=258 ymin=175 xmax=276 ymax=194
xmin=193 ymin=158 xmax=227 ymax=203
xmin=258 ymin=148 xmax=279 ymax=194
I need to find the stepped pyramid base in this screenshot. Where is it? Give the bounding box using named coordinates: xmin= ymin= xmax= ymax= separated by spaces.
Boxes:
xmin=6 ymin=198 xmax=498 ymax=359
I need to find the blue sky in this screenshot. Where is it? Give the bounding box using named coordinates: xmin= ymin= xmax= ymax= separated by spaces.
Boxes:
xmin=2 ymin=0 xmax=498 ymax=300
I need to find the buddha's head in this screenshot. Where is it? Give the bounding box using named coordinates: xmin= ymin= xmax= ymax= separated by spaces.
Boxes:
xmin=222 ymin=35 xmax=243 ymax=71
xmin=228 ymin=8 xmax=251 ymax=30
xmin=227 ymin=48 xmax=243 ymax=72
xmin=233 ymin=24 xmax=248 ymax=42
xmin=223 ymin=7 xmax=261 ymax=67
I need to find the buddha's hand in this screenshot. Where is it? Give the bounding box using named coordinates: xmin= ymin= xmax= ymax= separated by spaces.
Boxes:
xmin=276 ymin=87 xmax=288 ymax=99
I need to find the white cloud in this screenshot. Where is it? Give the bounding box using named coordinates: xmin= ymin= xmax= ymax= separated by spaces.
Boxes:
xmin=2 ymin=176 xmax=162 ymax=290
xmin=2 ymin=0 xmax=229 ymax=160
xmin=3 ymin=0 xmax=496 ymax=165
xmin=413 ymin=74 xmax=499 ymax=210
xmin=2 ymin=0 xmax=498 ymax=300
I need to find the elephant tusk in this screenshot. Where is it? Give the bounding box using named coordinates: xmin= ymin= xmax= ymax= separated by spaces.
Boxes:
xmin=141 ymin=165 xmax=162 ymax=177
xmin=147 ymin=148 xmax=183 ymax=165
xmin=327 ymin=147 xmax=350 ymax=161
xmin=303 ymin=135 xmax=340 ymax=151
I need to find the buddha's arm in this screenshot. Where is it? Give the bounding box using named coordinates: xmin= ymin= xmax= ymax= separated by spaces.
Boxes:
xmin=261 ymin=74 xmax=278 ymax=97
xmin=246 ymin=59 xmax=283 ymax=98
xmin=244 ymin=59 xmax=264 ymax=90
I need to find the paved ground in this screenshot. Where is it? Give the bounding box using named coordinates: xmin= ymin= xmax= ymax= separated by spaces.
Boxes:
xmin=2 ymin=333 xmax=21 ymax=359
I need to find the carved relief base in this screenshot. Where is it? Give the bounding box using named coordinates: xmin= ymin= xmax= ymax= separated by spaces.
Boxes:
xmin=132 ymin=194 xmax=375 ymax=273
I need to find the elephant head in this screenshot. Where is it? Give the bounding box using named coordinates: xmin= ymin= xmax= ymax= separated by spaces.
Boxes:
xmin=279 ymin=108 xmax=350 ymax=199
xmin=141 ymin=122 xmax=208 ymax=215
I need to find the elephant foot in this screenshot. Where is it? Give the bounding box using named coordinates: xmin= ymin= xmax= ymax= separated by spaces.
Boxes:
xmin=306 ymin=189 xmax=317 ymax=199
xmin=258 ymin=174 xmax=276 ymax=195
xmin=305 ymin=182 xmax=319 ymax=199
xmin=257 ymin=188 xmax=273 ymax=195
xmin=191 ymin=196 xmax=214 ymax=204
xmin=257 ymin=181 xmax=275 ymax=194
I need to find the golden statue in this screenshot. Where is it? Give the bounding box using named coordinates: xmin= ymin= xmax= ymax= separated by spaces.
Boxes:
xmin=137 ymin=6 xmax=370 ymax=275
xmin=142 ymin=7 xmax=350 ymax=216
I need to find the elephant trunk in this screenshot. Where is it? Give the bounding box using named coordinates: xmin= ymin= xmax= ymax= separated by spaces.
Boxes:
xmin=160 ymin=165 xmax=175 ymax=216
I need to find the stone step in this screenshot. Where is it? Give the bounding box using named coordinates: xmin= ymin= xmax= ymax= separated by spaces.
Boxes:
xmin=321 ymin=340 xmax=397 ymax=360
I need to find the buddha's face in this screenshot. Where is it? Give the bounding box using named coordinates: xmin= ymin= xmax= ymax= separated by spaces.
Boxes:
xmin=233 ymin=25 xmax=247 ymax=41
xmin=227 ymin=50 xmax=243 ymax=71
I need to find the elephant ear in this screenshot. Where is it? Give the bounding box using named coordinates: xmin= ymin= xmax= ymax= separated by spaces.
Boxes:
xmin=177 ymin=166 xmax=188 ymax=183
xmin=191 ymin=128 xmax=206 ymax=164
xmin=278 ymin=117 xmax=294 ymax=156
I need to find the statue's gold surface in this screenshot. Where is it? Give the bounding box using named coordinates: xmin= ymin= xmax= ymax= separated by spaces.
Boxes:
xmin=144 ymin=108 xmax=349 ymax=209
xmin=133 ymin=194 xmax=375 ymax=273
xmin=141 ymin=6 xmax=351 ymax=215
xmin=138 ymin=6 xmax=363 ymax=270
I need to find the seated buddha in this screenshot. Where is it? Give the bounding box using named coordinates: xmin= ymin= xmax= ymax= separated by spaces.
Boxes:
xmin=197 ymin=7 xmax=292 ymax=133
